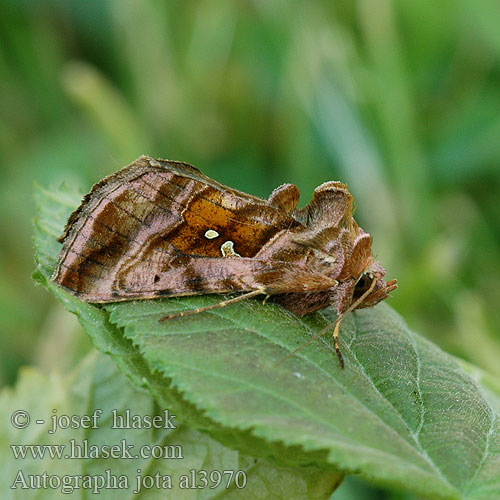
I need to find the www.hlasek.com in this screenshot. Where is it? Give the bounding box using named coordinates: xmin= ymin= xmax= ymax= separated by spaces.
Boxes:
xmin=9 ymin=408 xmax=248 ymax=494
xmin=11 ymin=438 xmax=184 ymax=460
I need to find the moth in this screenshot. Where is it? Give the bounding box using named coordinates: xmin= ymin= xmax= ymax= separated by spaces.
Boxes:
xmin=52 ymin=155 xmax=397 ymax=367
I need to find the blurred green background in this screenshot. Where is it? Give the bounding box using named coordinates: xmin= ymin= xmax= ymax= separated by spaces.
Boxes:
xmin=1 ymin=0 xmax=499 ymax=497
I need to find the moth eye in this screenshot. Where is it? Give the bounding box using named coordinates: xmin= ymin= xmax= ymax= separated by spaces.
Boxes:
xmin=353 ymin=273 xmax=372 ymax=299
xmin=154 ymin=275 xmax=160 ymax=283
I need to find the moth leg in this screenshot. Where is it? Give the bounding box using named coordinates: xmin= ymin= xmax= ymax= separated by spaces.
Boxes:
xmin=276 ymin=276 xmax=378 ymax=369
xmin=332 ymin=320 xmax=345 ymax=369
xmin=275 ymin=321 xmax=337 ymax=367
xmin=330 ymin=275 xmax=378 ymax=368
xmin=159 ymin=288 xmax=266 ymax=322
xmin=262 ymin=293 xmax=271 ymax=305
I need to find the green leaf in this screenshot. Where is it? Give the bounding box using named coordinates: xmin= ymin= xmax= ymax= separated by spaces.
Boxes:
xmin=33 ymin=184 xmax=500 ymax=499
xmin=1 ymin=352 xmax=339 ymax=499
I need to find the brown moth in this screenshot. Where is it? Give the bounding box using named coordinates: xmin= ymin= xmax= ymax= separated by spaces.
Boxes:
xmin=52 ymin=155 xmax=397 ymax=367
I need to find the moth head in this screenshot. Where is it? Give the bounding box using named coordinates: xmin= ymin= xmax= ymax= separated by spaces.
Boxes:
xmin=352 ymin=263 xmax=397 ymax=310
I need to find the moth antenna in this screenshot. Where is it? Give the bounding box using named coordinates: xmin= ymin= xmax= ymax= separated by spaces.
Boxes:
xmin=159 ymin=288 xmax=266 ymax=321
xmin=275 ymin=276 xmax=378 ymax=369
